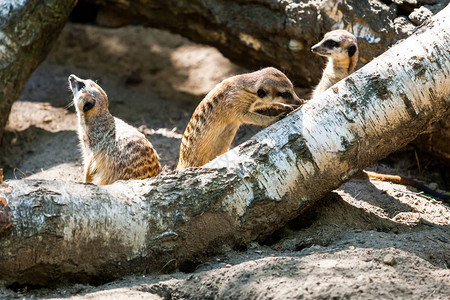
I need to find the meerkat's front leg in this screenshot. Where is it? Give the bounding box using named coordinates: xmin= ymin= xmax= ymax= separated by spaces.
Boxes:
xmin=84 ymin=160 xmax=94 ymax=183
xmin=241 ymin=111 xmax=285 ymax=127
xmin=243 ymin=101 xmax=295 ymax=126
xmin=252 ymin=101 xmax=294 ymax=112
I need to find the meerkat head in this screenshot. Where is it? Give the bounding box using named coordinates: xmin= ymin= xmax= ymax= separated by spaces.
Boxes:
xmin=239 ymin=67 xmax=302 ymax=105
xmin=311 ymin=30 xmax=359 ymax=73
xmin=68 ymin=74 xmax=109 ymax=118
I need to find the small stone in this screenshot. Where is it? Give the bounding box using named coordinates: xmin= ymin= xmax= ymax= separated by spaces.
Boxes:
xmin=43 ymin=116 xmax=53 ymax=123
xmin=349 ymin=246 xmax=355 ymax=250
xmin=409 ymin=6 xmax=433 ymax=26
xmin=428 ymin=182 xmax=438 ymax=191
xmin=225 ymin=264 xmax=232 ymax=268
xmin=273 ymin=244 xmax=282 ymax=250
xmin=248 ymin=242 xmax=260 ymax=250
xmin=383 ymin=254 xmax=396 ymax=266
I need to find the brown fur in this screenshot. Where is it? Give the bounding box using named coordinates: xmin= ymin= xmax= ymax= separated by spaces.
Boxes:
xmin=177 ymin=67 xmax=302 ymax=170
xmin=68 ymin=74 xmax=161 ymax=185
xmin=311 ymin=30 xmax=358 ymax=99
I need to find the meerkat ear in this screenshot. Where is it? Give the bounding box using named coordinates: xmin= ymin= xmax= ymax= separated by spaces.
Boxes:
xmin=347 ymin=45 xmax=357 ymax=57
xmin=348 ymin=45 xmax=359 ymax=73
xmin=83 ymin=100 xmax=95 ymax=112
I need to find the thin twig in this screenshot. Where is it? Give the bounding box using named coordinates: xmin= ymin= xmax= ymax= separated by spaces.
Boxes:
xmin=13 ymin=168 xmax=27 ymax=180
xmin=158 ymin=258 xmax=176 ymax=274
xmin=414 ymin=150 xmax=421 ymax=173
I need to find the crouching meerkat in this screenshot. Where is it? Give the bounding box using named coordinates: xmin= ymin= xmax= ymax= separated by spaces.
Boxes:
xmin=311 ymin=29 xmax=358 ymax=99
xmin=177 ymin=67 xmax=302 ymax=170
xmin=68 ymin=74 xmax=161 ymax=185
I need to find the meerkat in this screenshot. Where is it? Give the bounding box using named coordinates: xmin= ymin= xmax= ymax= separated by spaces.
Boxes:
xmin=311 ymin=29 xmax=358 ymax=99
xmin=177 ymin=67 xmax=302 ymax=170
xmin=68 ymin=74 xmax=161 ymax=185
xmin=311 ymin=31 xmax=449 ymax=202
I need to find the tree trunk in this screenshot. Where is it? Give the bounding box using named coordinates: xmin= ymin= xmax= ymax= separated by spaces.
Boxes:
xmin=0 ymin=0 xmax=77 ymax=141
xmin=1 ymin=6 xmax=449 ymax=287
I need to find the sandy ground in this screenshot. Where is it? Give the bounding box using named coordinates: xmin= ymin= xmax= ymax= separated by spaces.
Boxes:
xmin=0 ymin=23 xmax=449 ymax=299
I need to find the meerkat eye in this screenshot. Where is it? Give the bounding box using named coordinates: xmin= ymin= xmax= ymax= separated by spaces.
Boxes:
xmin=323 ymin=40 xmax=339 ymax=48
xmin=83 ymin=100 xmax=95 ymax=112
xmin=257 ymin=89 xmax=267 ymax=98
xmin=78 ymin=82 xmax=86 ymax=90
xmin=278 ymin=92 xmax=292 ymax=99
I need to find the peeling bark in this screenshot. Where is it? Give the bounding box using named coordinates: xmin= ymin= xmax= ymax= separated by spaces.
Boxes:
xmin=0 ymin=4 xmax=449 ymax=288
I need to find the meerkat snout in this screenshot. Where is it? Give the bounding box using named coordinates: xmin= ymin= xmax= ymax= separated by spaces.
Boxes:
xmin=69 ymin=74 xmax=85 ymax=95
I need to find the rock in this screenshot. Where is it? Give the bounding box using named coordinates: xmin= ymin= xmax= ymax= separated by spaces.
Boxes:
xmin=248 ymin=242 xmax=260 ymax=250
xmin=428 ymin=182 xmax=439 ymax=191
xmin=383 ymin=254 xmax=396 ymax=266
xmin=43 ymin=116 xmax=53 ymax=123
xmin=409 ymin=6 xmax=433 ymax=25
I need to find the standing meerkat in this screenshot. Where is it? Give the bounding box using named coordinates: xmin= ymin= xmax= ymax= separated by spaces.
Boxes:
xmin=177 ymin=67 xmax=302 ymax=170
xmin=311 ymin=29 xmax=358 ymax=99
xmin=68 ymin=74 xmax=161 ymax=185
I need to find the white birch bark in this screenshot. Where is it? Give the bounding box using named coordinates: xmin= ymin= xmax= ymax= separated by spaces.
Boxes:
xmin=0 ymin=6 xmax=449 ymax=287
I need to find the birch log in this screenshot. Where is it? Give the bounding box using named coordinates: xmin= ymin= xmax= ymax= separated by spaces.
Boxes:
xmin=1 ymin=7 xmax=449 ymax=287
